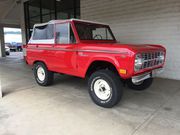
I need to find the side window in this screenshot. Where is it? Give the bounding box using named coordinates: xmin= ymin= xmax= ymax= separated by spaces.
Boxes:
xmin=47 ymin=24 xmax=54 ymax=39
xmin=55 ymin=23 xmax=76 ymax=44
xmin=33 ymin=24 xmax=54 ymax=40
xmin=56 ymin=23 xmax=69 ymax=44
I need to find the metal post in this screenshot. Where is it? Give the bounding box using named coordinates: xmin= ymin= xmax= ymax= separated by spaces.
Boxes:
xmin=0 ymin=26 xmax=4 ymax=98
xmin=0 ymin=26 xmax=5 ymax=57
xmin=0 ymin=80 xmax=2 ymax=98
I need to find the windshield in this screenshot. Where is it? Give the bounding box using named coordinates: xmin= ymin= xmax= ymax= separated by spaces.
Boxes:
xmin=74 ymin=22 xmax=116 ymax=41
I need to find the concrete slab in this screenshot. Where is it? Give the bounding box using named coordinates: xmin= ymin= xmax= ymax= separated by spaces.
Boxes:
xmin=133 ymin=89 xmax=180 ymax=135
xmin=0 ymin=52 xmax=180 ymax=135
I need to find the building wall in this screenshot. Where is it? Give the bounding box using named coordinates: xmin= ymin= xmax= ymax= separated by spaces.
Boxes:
xmin=0 ymin=0 xmax=21 ymax=26
xmin=81 ymin=0 xmax=180 ymax=80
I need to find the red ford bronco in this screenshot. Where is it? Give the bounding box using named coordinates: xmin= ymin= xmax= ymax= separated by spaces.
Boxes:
xmin=26 ymin=19 xmax=166 ymax=108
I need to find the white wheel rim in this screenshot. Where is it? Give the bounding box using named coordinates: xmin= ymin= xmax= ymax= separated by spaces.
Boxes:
xmin=133 ymin=80 xmax=144 ymax=85
xmin=37 ymin=66 xmax=45 ymax=82
xmin=94 ymin=79 xmax=111 ymax=100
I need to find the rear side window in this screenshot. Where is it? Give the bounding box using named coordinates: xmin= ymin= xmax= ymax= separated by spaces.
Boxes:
xmin=33 ymin=24 xmax=54 ymax=40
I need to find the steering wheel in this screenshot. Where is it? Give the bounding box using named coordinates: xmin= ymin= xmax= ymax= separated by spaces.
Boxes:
xmin=93 ymin=34 xmax=102 ymax=40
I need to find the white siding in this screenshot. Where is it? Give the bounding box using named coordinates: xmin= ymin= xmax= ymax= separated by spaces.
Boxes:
xmin=81 ymin=0 xmax=180 ymax=80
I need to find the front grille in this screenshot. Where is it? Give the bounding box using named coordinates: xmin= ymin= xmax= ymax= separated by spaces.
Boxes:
xmin=141 ymin=51 xmax=164 ymax=69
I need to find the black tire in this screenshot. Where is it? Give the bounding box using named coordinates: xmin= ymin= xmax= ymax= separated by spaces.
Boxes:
xmin=6 ymin=52 xmax=10 ymax=55
xmin=33 ymin=62 xmax=54 ymax=86
xmin=127 ymin=78 xmax=153 ymax=91
xmin=88 ymin=70 xmax=123 ymax=108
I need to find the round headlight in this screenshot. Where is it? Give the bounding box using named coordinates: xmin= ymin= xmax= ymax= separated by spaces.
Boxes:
xmin=134 ymin=54 xmax=143 ymax=71
xmin=159 ymin=52 xmax=165 ymax=61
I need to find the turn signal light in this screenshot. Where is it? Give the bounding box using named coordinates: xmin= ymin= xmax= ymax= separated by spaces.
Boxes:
xmin=119 ymin=69 xmax=127 ymax=74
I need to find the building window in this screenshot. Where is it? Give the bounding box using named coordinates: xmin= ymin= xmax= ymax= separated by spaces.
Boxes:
xmin=24 ymin=0 xmax=80 ymax=43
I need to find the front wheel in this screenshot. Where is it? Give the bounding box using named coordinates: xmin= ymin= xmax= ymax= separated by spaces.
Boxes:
xmin=127 ymin=78 xmax=153 ymax=91
xmin=88 ymin=70 xmax=123 ymax=108
xmin=33 ymin=62 xmax=54 ymax=86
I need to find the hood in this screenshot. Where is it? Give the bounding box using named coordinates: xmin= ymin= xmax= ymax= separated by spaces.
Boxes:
xmin=80 ymin=42 xmax=166 ymax=54
xmin=114 ymin=43 xmax=166 ymax=53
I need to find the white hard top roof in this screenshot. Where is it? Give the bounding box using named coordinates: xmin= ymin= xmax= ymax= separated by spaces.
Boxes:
xmin=33 ymin=18 xmax=109 ymax=27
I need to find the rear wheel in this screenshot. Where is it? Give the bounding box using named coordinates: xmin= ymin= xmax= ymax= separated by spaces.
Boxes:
xmin=127 ymin=78 xmax=153 ymax=91
xmin=33 ymin=62 xmax=54 ymax=86
xmin=88 ymin=70 xmax=123 ymax=108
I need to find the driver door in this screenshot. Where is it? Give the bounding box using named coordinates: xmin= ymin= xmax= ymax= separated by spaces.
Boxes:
xmin=52 ymin=22 xmax=77 ymax=75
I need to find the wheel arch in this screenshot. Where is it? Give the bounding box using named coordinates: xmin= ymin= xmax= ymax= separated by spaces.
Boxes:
xmin=33 ymin=60 xmax=48 ymax=69
xmin=85 ymin=60 xmax=120 ymax=78
xmin=33 ymin=60 xmax=46 ymax=65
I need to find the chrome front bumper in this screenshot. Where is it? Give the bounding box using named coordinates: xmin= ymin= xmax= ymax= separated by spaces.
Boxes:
xmin=132 ymin=68 xmax=164 ymax=83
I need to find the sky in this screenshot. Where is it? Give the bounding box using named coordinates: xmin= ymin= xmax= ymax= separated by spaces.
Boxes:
xmin=3 ymin=27 xmax=22 ymax=43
